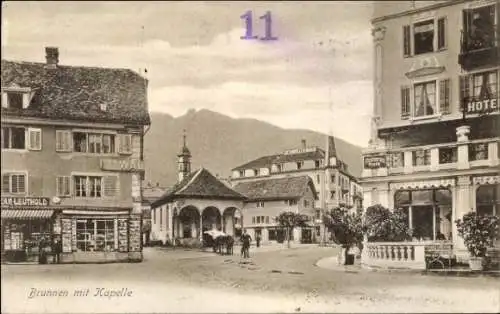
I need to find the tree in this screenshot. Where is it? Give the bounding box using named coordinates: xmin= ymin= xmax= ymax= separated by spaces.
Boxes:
xmin=275 ymin=211 xmax=309 ymax=248
xmin=364 ymin=205 xmax=412 ymax=242
xmin=455 ymin=212 xmax=499 ymax=258
xmin=323 ymin=206 xmax=363 ymax=265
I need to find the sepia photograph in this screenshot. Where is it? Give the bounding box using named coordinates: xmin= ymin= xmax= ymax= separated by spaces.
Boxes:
xmin=1 ymin=1 xmax=499 ymax=313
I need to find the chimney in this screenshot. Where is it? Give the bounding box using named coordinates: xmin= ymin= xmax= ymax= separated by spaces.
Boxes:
xmin=301 ymin=139 xmax=306 ymax=149
xmin=45 ymin=47 xmax=59 ymax=69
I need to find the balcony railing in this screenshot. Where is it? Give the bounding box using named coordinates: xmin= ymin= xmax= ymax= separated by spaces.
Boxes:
xmin=459 ymin=29 xmax=500 ymax=70
xmin=362 ymin=242 xmax=426 ymax=270
xmin=362 ymin=138 xmax=499 ymax=177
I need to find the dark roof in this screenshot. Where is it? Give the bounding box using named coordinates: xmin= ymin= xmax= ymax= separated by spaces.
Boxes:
xmin=1 ymin=60 xmax=150 ymax=125
xmin=152 ymin=168 xmax=247 ymax=207
xmin=232 ymin=176 xmax=317 ymax=201
xmin=232 ymin=150 xmax=325 ymax=171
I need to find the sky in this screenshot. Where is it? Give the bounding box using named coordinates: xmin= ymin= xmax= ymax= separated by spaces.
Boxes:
xmin=2 ymin=1 xmax=374 ymax=147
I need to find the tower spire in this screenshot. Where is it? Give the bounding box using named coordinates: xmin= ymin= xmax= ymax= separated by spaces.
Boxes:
xmin=177 ymin=129 xmax=192 ymax=182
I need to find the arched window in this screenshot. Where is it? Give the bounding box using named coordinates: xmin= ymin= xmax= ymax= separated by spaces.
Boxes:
xmin=476 ymin=184 xmax=500 ymax=216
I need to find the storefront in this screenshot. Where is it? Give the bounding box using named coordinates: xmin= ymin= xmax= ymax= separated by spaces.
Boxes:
xmin=1 ymin=197 xmax=56 ymax=263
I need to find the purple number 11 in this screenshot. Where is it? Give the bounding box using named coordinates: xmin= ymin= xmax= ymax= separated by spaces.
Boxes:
xmin=240 ymin=10 xmax=278 ymax=41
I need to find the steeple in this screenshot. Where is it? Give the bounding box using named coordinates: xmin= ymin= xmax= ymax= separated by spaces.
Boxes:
xmin=177 ymin=129 xmax=192 ymax=182
xmin=325 ymin=135 xmax=337 ymax=167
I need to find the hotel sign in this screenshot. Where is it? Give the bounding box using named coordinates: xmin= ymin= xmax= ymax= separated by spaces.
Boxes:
xmin=364 ymin=154 xmax=387 ymax=169
xmin=1 ymin=197 xmax=50 ymax=207
xmin=466 ymin=98 xmax=498 ymax=114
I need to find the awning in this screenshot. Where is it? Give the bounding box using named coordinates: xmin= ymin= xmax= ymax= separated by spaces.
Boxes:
xmin=1 ymin=209 xmax=54 ymax=220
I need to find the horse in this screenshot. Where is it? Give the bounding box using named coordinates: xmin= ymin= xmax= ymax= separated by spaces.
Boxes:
xmin=225 ymin=235 xmax=234 ymax=256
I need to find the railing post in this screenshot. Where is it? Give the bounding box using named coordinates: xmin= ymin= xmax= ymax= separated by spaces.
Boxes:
xmin=404 ymin=151 xmax=413 ymax=174
xmin=430 ymin=147 xmax=439 ymax=171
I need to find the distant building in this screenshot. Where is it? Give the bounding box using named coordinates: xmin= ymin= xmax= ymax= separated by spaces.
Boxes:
xmin=141 ymin=182 xmax=167 ymax=245
xmin=232 ymin=176 xmax=318 ymax=244
xmin=150 ymin=135 xmax=246 ymax=245
xmin=1 ymin=47 xmax=150 ymax=263
xmin=362 ymin=0 xmax=499 ymax=263
xmin=230 ymin=137 xmax=363 ymax=243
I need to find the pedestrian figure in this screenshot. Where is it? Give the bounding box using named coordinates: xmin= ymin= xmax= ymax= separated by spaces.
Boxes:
xmin=256 ymin=234 xmax=261 ymax=248
xmin=38 ymin=237 xmax=47 ymax=264
xmin=52 ymin=236 xmax=62 ymax=264
xmin=240 ymin=229 xmax=252 ymax=259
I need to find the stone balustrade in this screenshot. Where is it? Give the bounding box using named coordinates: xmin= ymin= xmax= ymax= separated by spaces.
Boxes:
xmin=362 ymin=137 xmax=499 ymax=178
xmin=362 ymin=241 xmax=427 ymax=270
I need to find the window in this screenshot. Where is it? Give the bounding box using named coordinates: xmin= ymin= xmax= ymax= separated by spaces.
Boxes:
xmin=76 ymin=219 xmax=116 ymax=252
xmin=414 ymin=20 xmax=434 ymax=55
xmin=296 ymin=161 xmax=303 ymax=170
xmin=74 ymin=175 xmax=115 ymax=198
xmin=463 ymin=5 xmax=496 ymax=52
xmin=2 ymin=127 xmax=25 ymax=149
xmin=253 ymin=169 xmax=259 ymax=176
xmin=460 ymin=70 xmax=498 ymax=113
xmin=316 ymin=174 xmax=320 ymax=184
xmin=268 ymin=229 xmax=277 ymax=241
xmin=277 ymin=164 xmax=283 ymax=172
xmin=118 ymin=134 xmax=132 ymax=154
xmin=256 ymin=201 xmax=264 ymax=208
xmin=330 ymin=191 xmax=335 ymax=199
xmin=56 ymin=130 xmax=72 ymax=152
xmin=265 ymin=216 xmax=270 ymax=224
xmin=252 ymin=217 xmax=256 ymax=224
xmin=330 ymin=174 xmax=336 ymax=184
xmin=239 ymin=170 xmax=244 ymax=177
xmin=6 ymin=92 xmax=23 ymax=109
xmin=476 ymin=184 xmax=499 ymax=217
xmin=414 ymin=81 xmax=436 ymax=117
xmin=56 ymin=176 xmax=71 ymax=196
xmin=287 ymin=199 xmax=297 ymax=206
xmin=314 ymin=160 xmax=320 ymax=168
xmin=73 ymin=132 xmax=115 ymax=154
xmin=401 ymin=86 xmax=410 ymax=118
xmin=315 ymin=210 xmax=321 ymax=220
xmin=412 ymin=149 xmax=431 ymax=166
xmin=303 ymin=200 xmax=309 ymax=207
xmin=1 ymin=173 xmax=26 ymax=194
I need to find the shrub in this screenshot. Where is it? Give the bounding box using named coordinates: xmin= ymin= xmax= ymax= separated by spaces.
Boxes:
xmin=455 ymin=212 xmax=499 ymax=258
xmin=323 ymin=206 xmax=363 ymax=249
xmin=364 ymin=204 xmax=412 ymax=242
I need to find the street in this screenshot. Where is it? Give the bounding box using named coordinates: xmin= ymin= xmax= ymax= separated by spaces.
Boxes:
xmin=1 ymin=245 xmax=499 ymax=313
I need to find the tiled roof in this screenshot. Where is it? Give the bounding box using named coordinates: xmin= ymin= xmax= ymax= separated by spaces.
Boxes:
xmin=142 ymin=187 xmax=168 ymax=204
xmin=232 ymin=150 xmax=325 ymax=171
xmin=152 ymin=168 xmax=247 ymax=207
xmin=232 ymin=176 xmax=317 ymax=201
xmin=1 ymin=60 xmax=150 ymax=125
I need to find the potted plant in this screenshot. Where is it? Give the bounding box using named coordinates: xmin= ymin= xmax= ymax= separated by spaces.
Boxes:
xmin=455 ymin=212 xmax=499 ymax=271
xmin=323 ymin=206 xmax=363 ymax=265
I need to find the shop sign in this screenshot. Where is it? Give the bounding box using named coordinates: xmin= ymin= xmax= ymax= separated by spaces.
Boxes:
xmin=466 ymin=98 xmax=498 ymax=114
xmin=364 ymin=154 xmax=387 ymax=169
xmin=1 ymin=197 xmax=50 ymax=207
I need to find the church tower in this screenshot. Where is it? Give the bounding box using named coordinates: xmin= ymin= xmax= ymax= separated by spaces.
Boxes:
xmin=177 ymin=130 xmax=191 ymax=182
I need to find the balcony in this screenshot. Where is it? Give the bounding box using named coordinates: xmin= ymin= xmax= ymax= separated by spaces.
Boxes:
xmin=362 ymin=138 xmax=499 ymax=178
xmin=458 ymin=30 xmax=499 ymax=70
xmin=100 ymin=158 xmax=144 ymax=172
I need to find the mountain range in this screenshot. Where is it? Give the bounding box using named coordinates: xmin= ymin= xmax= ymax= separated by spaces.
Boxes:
xmin=144 ymin=109 xmax=364 ymax=188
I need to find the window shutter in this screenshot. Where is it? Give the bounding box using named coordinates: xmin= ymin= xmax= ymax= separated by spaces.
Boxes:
xmin=27 ymin=128 xmax=42 ymax=151
xmin=56 ymin=176 xmax=71 ymax=196
xmin=439 ymin=79 xmax=451 ymax=114
xmin=459 ymin=75 xmax=470 ymax=112
xmin=437 ymin=17 xmax=446 ymax=50
xmin=119 ymin=134 xmax=132 ymax=154
xmin=56 ymin=130 xmax=72 ymax=152
xmin=403 ymin=25 xmax=411 ymax=56
xmin=12 ymin=174 xmax=26 ymax=193
xmin=401 ymin=86 xmax=410 ymax=119
xmin=103 ymin=176 xmax=118 ymax=197
xmin=2 ymin=174 xmax=10 ymax=193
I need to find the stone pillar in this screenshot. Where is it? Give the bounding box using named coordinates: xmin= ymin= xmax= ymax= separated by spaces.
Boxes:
xmin=454 ymin=176 xmax=472 ymax=261
xmin=378 ymin=184 xmax=390 ymax=209
xmin=293 ymin=227 xmax=301 ymax=243
xmin=118 ymin=218 xmax=128 ymax=252
xmin=199 ymin=215 xmax=203 ymax=241
xmin=191 ymin=221 xmax=197 ymax=238
xmin=430 ymin=147 xmax=439 ymax=171
xmin=262 ymin=228 xmax=269 ymax=243
xmin=404 ymin=151 xmax=413 ymax=174
xmin=488 ymin=142 xmax=499 ymax=167
xmin=128 ymin=214 xmax=143 ymax=262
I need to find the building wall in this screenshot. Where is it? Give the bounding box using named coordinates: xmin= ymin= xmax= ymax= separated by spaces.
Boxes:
xmin=1 ymin=122 xmax=141 ymax=208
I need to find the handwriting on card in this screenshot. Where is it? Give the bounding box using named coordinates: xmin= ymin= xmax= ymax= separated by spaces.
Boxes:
xmin=240 ymin=10 xmax=278 ymax=41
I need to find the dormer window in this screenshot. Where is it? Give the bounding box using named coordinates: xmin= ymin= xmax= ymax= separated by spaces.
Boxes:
xmin=100 ymin=103 xmax=107 ymax=111
xmin=2 ymin=86 xmax=32 ymax=109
